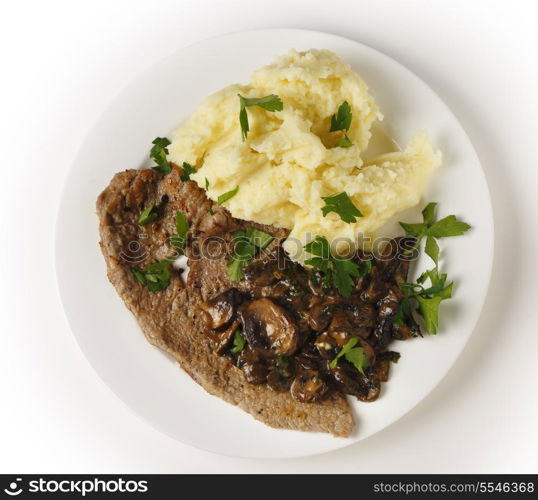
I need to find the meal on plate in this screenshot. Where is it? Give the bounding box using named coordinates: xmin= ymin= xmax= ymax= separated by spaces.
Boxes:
xmin=97 ymin=49 xmax=470 ymax=437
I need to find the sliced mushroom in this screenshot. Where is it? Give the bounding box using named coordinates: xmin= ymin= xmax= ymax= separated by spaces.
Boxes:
xmin=290 ymin=369 xmax=328 ymax=403
xmin=328 ymin=363 xmax=380 ymax=401
xmin=199 ymin=288 xmax=243 ymax=330
xmin=295 ymin=344 xmax=324 ymax=370
xmin=214 ymin=321 xmax=240 ymax=355
xmin=372 ymin=285 xmax=403 ymax=349
xmin=267 ymin=356 xmax=295 ymax=392
xmin=371 ymin=351 xmax=400 ymax=382
xmin=341 ymin=298 xmax=376 ymax=338
xmin=237 ymin=347 xmax=268 ymax=385
xmin=306 ymin=297 xmax=335 ymax=331
xmin=239 ymin=298 xmax=299 ymax=355
xmin=372 ymin=359 xmax=390 ymax=382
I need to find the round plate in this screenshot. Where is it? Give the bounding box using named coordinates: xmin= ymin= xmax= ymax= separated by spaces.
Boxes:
xmin=56 ymin=29 xmax=493 ymax=458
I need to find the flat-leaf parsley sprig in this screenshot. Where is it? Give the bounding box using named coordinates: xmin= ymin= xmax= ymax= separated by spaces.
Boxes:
xmin=304 ymin=236 xmax=371 ymax=297
xmin=321 ymin=192 xmax=363 ymax=223
xmin=397 ymin=202 xmax=471 ymax=334
xmin=228 ymin=227 xmax=275 ymax=282
xmin=399 ymin=202 xmax=471 ymax=264
xmin=238 ymin=94 xmax=283 ymax=141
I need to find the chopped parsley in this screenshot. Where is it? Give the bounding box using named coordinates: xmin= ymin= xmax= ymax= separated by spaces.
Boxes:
xmin=170 ymin=211 xmax=189 ymax=252
xmin=231 ymin=329 xmax=246 ymax=354
xmin=150 ymin=137 xmax=172 ymax=174
xmin=321 ymin=192 xmax=363 ymax=223
xmin=304 ymin=236 xmax=370 ymax=297
xmin=329 ymin=101 xmax=353 ymax=147
xmin=238 ymin=94 xmax=283 ymax=140
xmin=227 ymin=227 xmax=274 ymax=282
xmin=138 ymin=204 xmax=159 ymax=226
xmin=217 ymin=186 xmax=239 ymax=205
xmin=180 ymin=162 xmax=197 ymax=181
xmin=329 ymin=338 xmax=370 ymax=375
xmin=131 ymin=260 xmax=171 ymax=292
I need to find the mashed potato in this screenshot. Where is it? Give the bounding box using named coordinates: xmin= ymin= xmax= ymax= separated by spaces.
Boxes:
xmin=169 ymin=49 xmax=441 ymax=261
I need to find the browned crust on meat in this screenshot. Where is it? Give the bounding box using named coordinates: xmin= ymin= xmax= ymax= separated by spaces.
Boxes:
xmin=96 ymin=168 xmax=354 ymax=437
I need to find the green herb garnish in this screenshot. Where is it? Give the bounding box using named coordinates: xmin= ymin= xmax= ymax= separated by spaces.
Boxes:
xmin=227 ymin=227 xmax=274 ymax=282
xmin=304 ymin=236 xmax=370 ymax=297
xmin=205 ymin=177 xmax=209 ymax=190
xmin=217 ymin=186 xmax=239 ymax=205
xmin=399 ymin=202 xmax=471 ymax=263
xmin=238 ymin=94 xmax=283 ymax=140
xmin=138 ymin=205 xmax=159 ymax=226
xmin=170 ymin=211 xmax=189 ymax=252
xmin=321 ymin=192 xmax=363 ymax=223
xmin=150 ymin=137 xmax=172 ymax=174
xmin=330 ymin=101 xmax=353 ymax=147
xmin=329 ymin=338 xmax=370 ymax=375
xmin=180 ymin=162 xmax=197 ymax=181
xmin=399 ymin=266 xmax=453 ymax=334
xmin=231 ymin=329 xmax=246 ymax=354
xmin=396 ymin=202 xmax=469 ymax=333
xmin=131 ymin=260 xmax=171 ymax=292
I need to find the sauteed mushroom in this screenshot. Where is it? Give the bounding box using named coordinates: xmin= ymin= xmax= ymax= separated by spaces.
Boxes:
xmin=267 ymin=355 xmax=295 ymax=392
xmin=204 ymin=236 xmax=417 ymax=405
xmin=291 ymin=369 xmax=328 ymax=403
xmin=239 ymin=298 xmax=299 ymax=355
xmin=199 ymin=288 xmax=244 ymax=330
xmin=237 ymin=347 xmax=268 ymax=385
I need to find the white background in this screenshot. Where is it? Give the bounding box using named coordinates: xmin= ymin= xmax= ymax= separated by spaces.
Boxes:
xmin=1 ymin=0 xmax=537 ymax=473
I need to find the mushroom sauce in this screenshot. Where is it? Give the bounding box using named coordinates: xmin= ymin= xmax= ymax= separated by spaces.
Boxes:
xmin=199 ymin=237 xmax=419 ymax=403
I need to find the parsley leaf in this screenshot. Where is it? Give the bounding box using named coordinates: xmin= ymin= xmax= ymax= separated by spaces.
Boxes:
xmin=180 ymin=162 xmax=197 ymax=181
xmin=138 ymin=205 xmax=159 ymax=225
xmin=227 ymin=227 xmax=274 ymax=282
xmin=330 ymin=101 xmax=352 ymax=132
xmin=329 ymin=338 xmax=370 ymax=375
xmin=336 ymin=134 xmax=353 ymax=148
xmin=332 ymin=259 xmax=360 ymax=297
xmin=321 ymin=192 xmax=363 ymax=223
xmin=238 ymin=94 xmax=283 ymax=140
xmin=345 ymin=345 xmax=370 ymax=375
xmin=427 ymin=215 xmax=472 ymax=238
xmin=150 ymin=137 xmax=172 ymax=174
xmin=131 ymin=260 xmax=171 ymax=292
xmin=227 ymin=258 xmax=247 ymax=282
xmin=217 ymin=186 xmax=239 ymax=205
xmin=400 ymin=266 xmax=453 ymax=334
xmin=304 ymin=236 xmax=331 ymax=259
xmin=205 ymin=177 xmax=209 ymax=190
xmin=304 ymin=236 xmax=363 ymax=297
xmin=399 ymin=202 xmax=471 ymax=261
xmin=424 ymin=235 xmax=439 ymax=264
xmin=231 ymin=329 xmax=246 ymax=354
xmin=170 ymin=211 xmax=189 ymax=251
xmin=239 ymin=94 xmax=284 ymax=112
xmin=330 ymin=101 xmax=353 ymax=148
xmin=246 ymin=226 xmax=274 ymax=249
xmin=415 ymin=296 xmax=443 ymax=334
xmin=329 ymin=337 xmax=358 ymax=368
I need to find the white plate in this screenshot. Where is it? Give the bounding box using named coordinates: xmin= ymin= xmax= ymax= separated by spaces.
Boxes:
xmin=56 ymin=29 xmax=493 ymax=458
